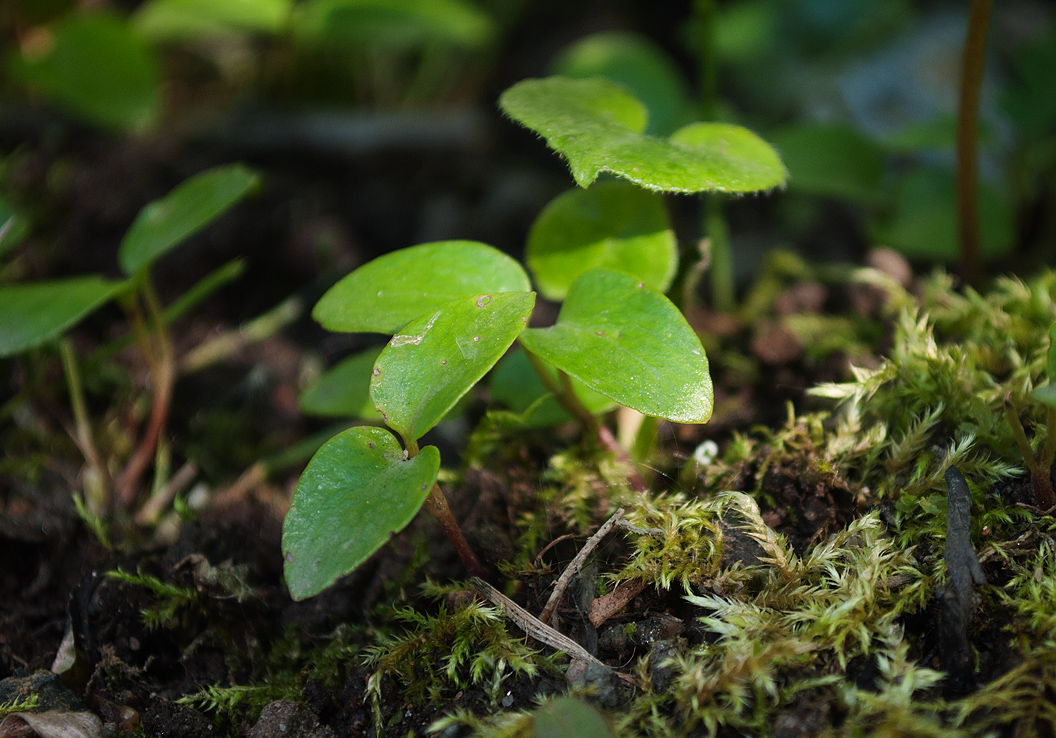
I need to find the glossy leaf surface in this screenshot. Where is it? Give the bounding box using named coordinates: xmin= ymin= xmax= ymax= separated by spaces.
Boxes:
xmin=499 ymin=76 xmax=785 ymax=193
xmin=0 ymin=277 xmax=127 ymax=357
xmin=527 ymin=181 xmax=676 ymax=301
xmin=314 ymin=241 xmax=530 ymax=334
xmin=11 ymin=13 xmax=159 ymax=131
xmin=372 ymin=292 xmax=535 ymax=442
xmin=134 ymin=0 xmax=290 ymax=39
xmin=519 ymin=269 xmax=711 ymax=423
xmin=489 ymin=348 xmax=615 ymax=428
xmin=282 ymin=426 xmax=439 ymax=600
xmin=119 ymin=164 xmax=260 ymax=275
xmin=299 ymin=346 xmax=384 ymax=419
xmin=552 ymin=31 xmax=691 ymax=136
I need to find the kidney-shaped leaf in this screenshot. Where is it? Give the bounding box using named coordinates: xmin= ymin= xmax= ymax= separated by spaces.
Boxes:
xmin=119 ymin=164 xmax=260 ymax=275
xmin=11 ymin=13 xmax=159 ymax=131
xmin=282 ymin=426 xmax=439 ymax=600
xmin=518 ymin=269 xmax=711 ymax=423
xmin=499 ymin=76 xmax=786 ymax=193
xmin=552 ymin=31 xmax=692 ymax=137
xmin=314 ymin=241 xmax=530 ymax=334
xmin=666 ymin=122 xmax=788 ymax=193
xmin=527 ymin=181 xmax=676 ymax=301
xmin=299 ymin=346 xmax=384 ymax=419
xmin=372 ymin=291 xmax=535 ymax=442
xmin=0 ymin=277 xmax=127 ymax=358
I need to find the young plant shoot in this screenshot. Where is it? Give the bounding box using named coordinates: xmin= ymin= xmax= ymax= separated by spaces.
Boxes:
xmin=282 ymin=75 xmax=786 ymax=601
xmin=0 ymin=164 xmax=259 ymax=514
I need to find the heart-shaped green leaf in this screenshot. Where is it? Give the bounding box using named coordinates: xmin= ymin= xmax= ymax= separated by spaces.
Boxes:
xmin=119 ymin=164 xmax=260 ymax=275
xmin=518 ymin=269 xmax=711 ymax=423
xmin=527 ymin=181 xmax=676 ymax=301
xmin=282 ymin=426 xmax=439 ymax=600
xmin=299 ymin=346 xmax=384 ymax=419
xmin=0 ymin=277 xmax=128 ymax=358
xmin=314 ymin=241 xmax=531 ymax=334
xmin=10 ymin=13 xmax=159 ymax=131
xmin=552 ymin=31 xmax=692 ymax=137
xmin=371 ymin=291 xmax=535 ymax=442
xmin=489 ymin=348 xmax=615 ymax=428
xmin=499 ymin=76 xmax=786 ymax=193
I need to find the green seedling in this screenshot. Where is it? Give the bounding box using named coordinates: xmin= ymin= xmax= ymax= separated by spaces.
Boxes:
xmin=283 ymin=246 xmax=712 ymax=599
xmin=283 ymin=75 xmax=786 ymax=601
xmin=0 ymin=163 xmax=259 ymax=515
xmin=501 ymin=69 xmax=784 ymax=314
xmin=1005 ymin=322 xmax=1056 ymax=510
xmin=526 ymin=180 xmax=678 ymax=302
xmin=498 ymin=76 xmax=785 ymax=194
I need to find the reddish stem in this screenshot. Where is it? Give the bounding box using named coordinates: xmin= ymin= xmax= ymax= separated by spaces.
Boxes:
xmin=956 ymin=0 xmax=994 ymax=288
xmin=598 ymin=425 xmax=648 ymax=493
xmin=1004 ymin=392 xmax=1056 ymax=510
xmin=117 ymin=281 xmax=175 ymax=506
xmin=423 ymin=484 xmax=487 ymax=578
xmin=117 ymin=353 xmax=174 ymax=505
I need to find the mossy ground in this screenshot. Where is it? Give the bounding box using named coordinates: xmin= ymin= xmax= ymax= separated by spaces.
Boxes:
xmin=3 ymin=263 xmax=1056 ymax=738
xmin=170 ymin=269 xmax=1056 ymax=734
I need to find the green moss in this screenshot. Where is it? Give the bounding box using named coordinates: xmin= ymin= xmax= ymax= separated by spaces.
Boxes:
xmin=106 ymin=567 xmax=199 ymax=631
xmin=611 ymin=493 xmax=726 ymax=592
xmin=145 ymin=269 xmax=1056 ymax=737
xmin=808 ymin=270 xmax=1056 ymax=546
xmin=956 ymin=646 xmax=1056 ymax=735
xmin=366 ymin=582 xmax=549 ymax=708
xmin=0 ymin=695 xmax=39 ymax=715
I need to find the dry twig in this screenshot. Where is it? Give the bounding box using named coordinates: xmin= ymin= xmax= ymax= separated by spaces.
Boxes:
xmin=539 ymin=508 xmax=625 ymax=625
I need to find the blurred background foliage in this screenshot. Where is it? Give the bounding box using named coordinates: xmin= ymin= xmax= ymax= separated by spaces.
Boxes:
xmin=0 ymin=0 xmax=1054 ymax=291
xmin=0 ymin=0 xmax=1053 ymax=511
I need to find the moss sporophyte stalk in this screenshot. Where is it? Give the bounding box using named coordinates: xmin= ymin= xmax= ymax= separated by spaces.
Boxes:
xmin=280 ymin=75 xmax=787 ymax=601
